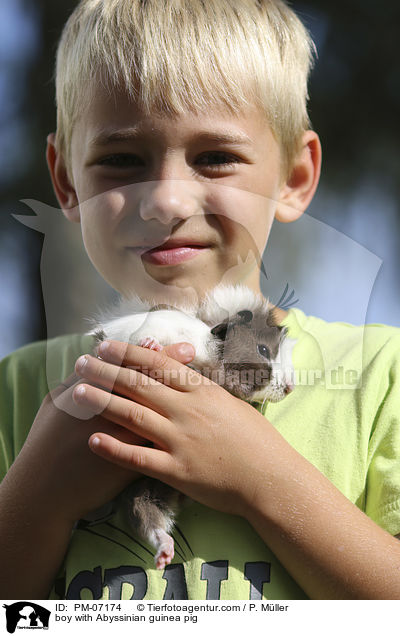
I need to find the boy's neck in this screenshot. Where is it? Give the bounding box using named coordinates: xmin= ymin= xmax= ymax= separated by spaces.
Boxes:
xmin=273 ymin=305 xmax=289 ymax=324
xmin=240 ymin=271 xmax=288 ymax=324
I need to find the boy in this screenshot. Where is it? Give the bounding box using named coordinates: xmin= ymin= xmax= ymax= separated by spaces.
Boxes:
xmin=1 ymin=0 xmax=400 ymax=600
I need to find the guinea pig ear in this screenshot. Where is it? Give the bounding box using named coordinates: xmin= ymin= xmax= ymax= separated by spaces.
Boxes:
xmin=92 ymin=328 xmax=106 ymax=355
xmin=211 ymin=321 xmax=229 ymax=341
xmin=237 ymin=310 xmax=253 ymax=324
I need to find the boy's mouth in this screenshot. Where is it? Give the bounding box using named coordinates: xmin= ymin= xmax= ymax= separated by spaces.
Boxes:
xmin=134 ymin=239 xmax=210 ymax=266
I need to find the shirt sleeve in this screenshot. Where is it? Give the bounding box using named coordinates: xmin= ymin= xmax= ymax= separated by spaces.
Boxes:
xmin=0 ymin=334 xmax=94 ymax=481
xmin=0 ymin=341 xmax=49 ymax=480
xmin=365 ymin=334 xmax=400 ymax=536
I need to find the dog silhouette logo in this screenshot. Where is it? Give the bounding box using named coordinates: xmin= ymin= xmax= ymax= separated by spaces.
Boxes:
xmin=3 ymin=603 xmax=50 ymax=633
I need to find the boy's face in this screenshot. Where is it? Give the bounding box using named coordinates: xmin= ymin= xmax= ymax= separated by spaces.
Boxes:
xmin=58 ymin=87 xmax=306 ymax=301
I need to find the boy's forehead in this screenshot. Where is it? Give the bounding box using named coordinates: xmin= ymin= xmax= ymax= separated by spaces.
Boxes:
xmin=72 ymin=85 xmax=275 ymax=149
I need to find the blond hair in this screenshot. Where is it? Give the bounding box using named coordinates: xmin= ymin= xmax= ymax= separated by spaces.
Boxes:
xmin=55 ymin=0 xmax=315 ymax=176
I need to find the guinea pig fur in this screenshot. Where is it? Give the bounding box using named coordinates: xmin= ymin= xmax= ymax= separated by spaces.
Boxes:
xmin=89 ymin=284 xmax=295 ymax=404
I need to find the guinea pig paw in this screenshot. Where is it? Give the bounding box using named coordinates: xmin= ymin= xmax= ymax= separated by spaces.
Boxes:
xmin=139 ymin=336 xmax=163 ymax=351
xmin=154 ymin=534 xmax=175 ymax=570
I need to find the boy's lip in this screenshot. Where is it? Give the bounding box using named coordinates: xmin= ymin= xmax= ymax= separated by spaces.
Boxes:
xmin=129 ymin=238 xmax=211 ymax=266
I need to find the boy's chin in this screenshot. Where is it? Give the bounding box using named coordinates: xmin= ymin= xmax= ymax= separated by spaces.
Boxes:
xmin=117 ymin=276 xmax=207 ymax=303
xmin=138 ymin=267 xmax=222 ymax=296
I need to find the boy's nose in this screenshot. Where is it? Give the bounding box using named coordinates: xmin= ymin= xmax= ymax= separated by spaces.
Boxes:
xmin=139 ymin=179 xmax=203 ymax=224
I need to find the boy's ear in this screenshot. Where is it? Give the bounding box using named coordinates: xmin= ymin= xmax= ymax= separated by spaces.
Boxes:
xmin=275 ymin=130 xmax=321 ymax=223
xmin=46 ymin=133 xmax=80 ymax=223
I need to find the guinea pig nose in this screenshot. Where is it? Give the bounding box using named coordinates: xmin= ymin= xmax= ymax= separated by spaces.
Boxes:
xmin=284 ymin=384 xmax=294 ymax=395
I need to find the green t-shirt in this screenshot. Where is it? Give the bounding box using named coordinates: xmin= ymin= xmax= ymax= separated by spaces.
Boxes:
xmin=1 ymin=308 xmax=400 ymax=600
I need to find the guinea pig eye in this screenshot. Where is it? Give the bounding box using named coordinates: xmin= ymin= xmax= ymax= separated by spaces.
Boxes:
xmin=258 ymin=344 xmax=270 ymax=359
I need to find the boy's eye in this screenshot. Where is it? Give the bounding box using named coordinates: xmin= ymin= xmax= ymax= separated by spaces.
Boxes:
xmin=195 ymin=151 xmax=240 ymax=170
xmin=97 ymin=154 xmax=144 ymax=168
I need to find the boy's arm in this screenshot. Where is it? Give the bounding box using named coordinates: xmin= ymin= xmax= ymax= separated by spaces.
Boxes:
xmin=0 ymin=344 xmax=192 ymax=599
xmin=243 ymin=440 xmax=400 ymax=600
xmin=0 ymin=457 xmax=76 ymax=599
xmin=75 ymin=341 xmax=400 ymax=600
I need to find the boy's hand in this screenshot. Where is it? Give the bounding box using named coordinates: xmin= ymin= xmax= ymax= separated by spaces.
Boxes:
xmin=73 ymin=340 xmax=271 ymax=518
xmin=11 ymin=341 xmax=195 ymax=524
xmin=12 ymin=376 xmax=140 ymax=524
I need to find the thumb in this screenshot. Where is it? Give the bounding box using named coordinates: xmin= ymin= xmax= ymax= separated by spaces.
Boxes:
xmin=163 ymin=342 xmax=195 ymax=364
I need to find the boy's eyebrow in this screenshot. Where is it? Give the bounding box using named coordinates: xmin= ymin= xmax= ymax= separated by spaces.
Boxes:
xmin=88 ymin=128 xmax=143 ymax=147
xmin=88 ymin=128 xmax=253 ymax=148
xmin=193 ymin=131 xmax=253 ymax=146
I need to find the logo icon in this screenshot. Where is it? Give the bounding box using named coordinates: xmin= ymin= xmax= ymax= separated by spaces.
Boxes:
xmin=3 ymin=603 xmax=50 ymax=634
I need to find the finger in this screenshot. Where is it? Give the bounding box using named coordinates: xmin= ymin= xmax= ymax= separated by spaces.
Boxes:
xmin=75 ymin=354 xmax=178 ymax=414
xmin=95 ymin=416 xmax=148 ymax=447
xmin=95 ymin=340 xmax=203 ymax=392
xmin=162 ymin=342 xmax=195 ymax=364
xmin=50 ymin=373 xmax=100 ymax=420
xmin=88 ymin=433 xmax=173 ymax=478
xmin=73 ymin=383 xmax=174 ymax=447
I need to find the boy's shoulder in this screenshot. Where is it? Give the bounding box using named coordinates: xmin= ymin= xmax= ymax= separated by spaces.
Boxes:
xmin=0 ymin=333 xmax=95 ymax=393
xmin=286 ymin=307 xmax=400 ymax=339
xmin=0 ymin=334 xmax=95 ymax=469
xmin=287 ymin=307 xmax=400 ymax=342
xmin=1 ymin=332 xmax=94 ymax=365
xmin=285 ymin=308 xmax=400 ymax=380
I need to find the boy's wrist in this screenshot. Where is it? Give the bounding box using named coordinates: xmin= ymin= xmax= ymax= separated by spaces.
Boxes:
xmin=237 ymin=425 xmax=314 ymax=527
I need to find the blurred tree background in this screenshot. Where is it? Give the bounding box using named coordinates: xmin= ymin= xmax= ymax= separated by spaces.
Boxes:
xmin=0 ymin=0 xmax=399 ymax=358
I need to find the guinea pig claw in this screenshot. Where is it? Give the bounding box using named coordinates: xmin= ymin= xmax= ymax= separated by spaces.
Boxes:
xmin=139 ymin=336 xmax=164 ymax=352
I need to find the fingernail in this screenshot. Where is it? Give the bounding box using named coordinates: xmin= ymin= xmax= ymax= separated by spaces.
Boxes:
xmin=98 ymin=341 xmax=110 ymax=356
xmin=178 ymin=343 xmax=195 ymax=362
xmin=73 ymin=384 xmax=86 ymax=402
xmin=89 ymin=436 xmax=101 ymax=449
xmin=76 ymin=355 xmax=88 ymax=372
